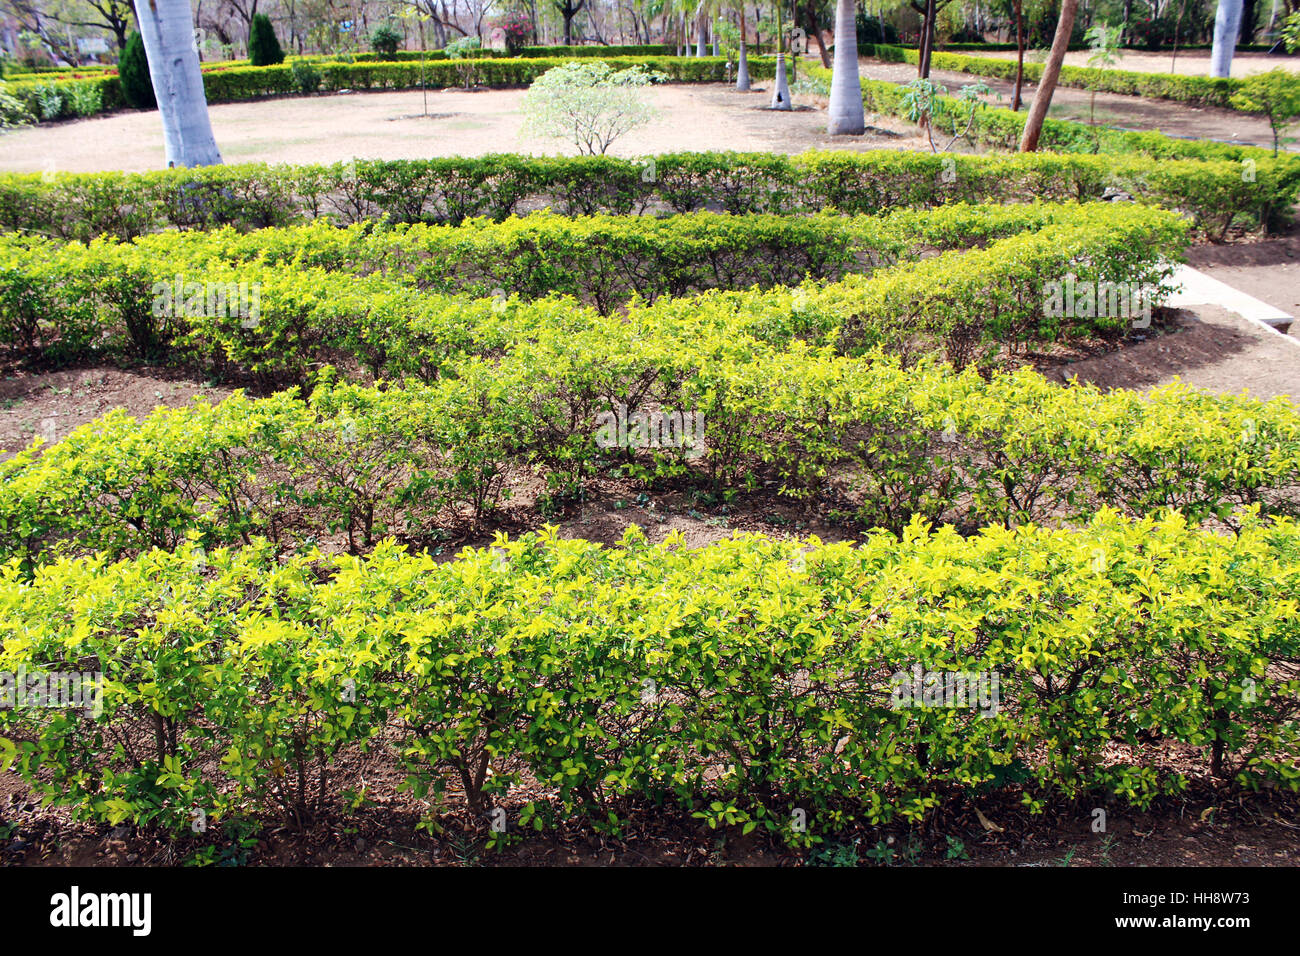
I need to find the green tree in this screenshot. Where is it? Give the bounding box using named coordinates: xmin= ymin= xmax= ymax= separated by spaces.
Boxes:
xmin=371 ymin=23 xmax=403 ymax=55
xmin=248 ymin=13 xmax=285 ymax=66
xmin=521 ymin=61 xmax=664 ymax=154
xmin=118 ymin=30 xmax=155 ymax=110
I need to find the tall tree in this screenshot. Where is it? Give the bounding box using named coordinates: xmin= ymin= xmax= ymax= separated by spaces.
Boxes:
xmin=555 ymin=0 xmax=586 ymax=43
xmin=133 ymin=0 xmax=223 ymax=167
xmin=1210 ymin=0 xmax=1243 ymax=76
xmin=1018 ymin=0 xmax=1079 ymax=151
xmin=826 ymin=0 xmax=863 ymax=133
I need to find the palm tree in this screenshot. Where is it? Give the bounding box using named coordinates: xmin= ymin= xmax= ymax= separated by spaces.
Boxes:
xmin=826 ymin=0 xmax=863 ymax=134
xmin=771 ymin=0 xmax=791 ymax=109
xmin=734 ymin=2 xmax=752 ymax=91
xmin=133 ymin=0 xmax=222 ymax=167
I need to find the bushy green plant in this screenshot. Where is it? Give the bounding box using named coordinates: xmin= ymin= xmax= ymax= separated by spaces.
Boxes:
xmin=32 ymin=82 xmax=63 ymax=120
xmin=370 ymin=23 xmax=402 ymax=57
xmin=0 ymin=81 xmax=32 ymax=127
xmin=66 ymin=81 xmax=102 ymax=117
xmin=2 ymin=512 xmax=1298 ymax=837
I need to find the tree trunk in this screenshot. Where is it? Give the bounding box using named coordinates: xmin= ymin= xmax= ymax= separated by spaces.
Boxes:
xmin=1210 ymin=0 xmax=1243 ymax=76
xmin=921 ymin=0 xmax=937 ymax=76
xmin=771 ymin=3 xmax=791 ymax=109
xmin=134 ymin=0 xmax=223 ymax=167
xmin=827 ymin=0 xmax=864 ymax=133
xmin=1019 ymin=0 xmax=1078 ymax=151
xmin=1241 ymin=0 xmax=1257 ymax=43
xmin=804 ymin=2 xmax=832 ymax=67
xmin=697 ymin=9 xmax=708 ymax=56
xmin=1012 ymin=0 xmax=1025 ymax=110
xmin=771 ymin=52 xmax=791 ymax=107
xmin=737 ymin=10 xmax=752 ymax=90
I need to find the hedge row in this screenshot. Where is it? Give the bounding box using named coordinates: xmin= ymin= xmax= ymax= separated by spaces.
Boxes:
xmin=811 ymin=61 xmax=1296 ymax=168
xmin=2 ymin=148 xmax=1292 ymax=241
xmin=0 ymin=202 xmax=1187 ymax=374
xmin=866 ymin=43 xmax=1254 ymax=110
xmin=2 ymin=54 xmax=769 ymax=124
xmin=44 ymin=202 xmax=1116 ymax=313
xmin=1 ymin=512 xmax=1297 ymax=836
xmin=3 ymin=350 xmax=1293 ymax=573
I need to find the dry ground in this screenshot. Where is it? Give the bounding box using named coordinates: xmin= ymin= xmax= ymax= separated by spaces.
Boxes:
xmin=958 ymin=48 xmax=1299 ymax=78
xmin=857 ymin=58 xmax=1292 ymax=149
xmin=0 ymin=83 xmax=927 ymax=175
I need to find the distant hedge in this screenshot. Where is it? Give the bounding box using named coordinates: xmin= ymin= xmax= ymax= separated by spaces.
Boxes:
xmin=864 ymin=42 xmax=1296 ymax=112
xmin=0 ymin=54 xmax=767 ymax=125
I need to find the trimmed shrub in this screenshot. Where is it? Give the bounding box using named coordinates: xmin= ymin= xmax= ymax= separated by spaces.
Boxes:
xmin=118 ymin=31 xmax=154 ymax=109
xmin=248 ymin=14 xmax=285 ymax=67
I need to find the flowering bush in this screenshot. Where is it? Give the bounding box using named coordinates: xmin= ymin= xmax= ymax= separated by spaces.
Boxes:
xmin=497 ymin=12 xmax=532 ymax=54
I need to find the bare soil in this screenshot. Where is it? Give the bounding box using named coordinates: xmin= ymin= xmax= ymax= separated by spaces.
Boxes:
xmin=1042 ymin=306 xmax=1300 ymax=401
xmin=0 ymin=365 xmax=233 ymax=461
xmin=5 ymin=728 xmax=1298 ymax=867
xmin=957 ymin=48 xmax=1299 ymax=79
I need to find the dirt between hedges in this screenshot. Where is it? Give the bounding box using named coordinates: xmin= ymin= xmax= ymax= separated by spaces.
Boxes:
xmin=2 ymin=296 xmax=1298 ymax=867
xmin=4 ymin=723 xmax=1299 ymax=867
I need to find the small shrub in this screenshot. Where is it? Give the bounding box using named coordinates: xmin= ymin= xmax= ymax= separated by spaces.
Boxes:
xmin=370 ymin=23 xmax=402 ymax=57
xmin=1229 ymin=69 xmax=1300 ymax=157
xmin=0 ymin=81 xmax=32 ymax=127
xmin=67 ymin=82 xmax=102 ymax=117
xmin=291 ymin=59 xmax=322 ymax=94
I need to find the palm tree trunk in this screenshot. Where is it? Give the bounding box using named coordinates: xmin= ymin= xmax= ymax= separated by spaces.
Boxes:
xmin=134 ymin=0 xmax=222 ymax=167
xmin=771 ymin=2 xmax=791 ymax=109
xmin=696 ymin=8 xmax=708 ymax=55
xmin=826 ymin=0 xmax=864 ymax=134
xmin=1210 ymin=0 xmax=1243 ymax=77
xmin=737 ymin=8 xmax=752 ymax=90
xmin=1019 ymin=0 xmax=1078 ymax=151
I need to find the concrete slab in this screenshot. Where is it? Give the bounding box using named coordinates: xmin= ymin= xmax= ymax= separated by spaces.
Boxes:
xmin=1166 ymin=264 xmax=1297 ymax=341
